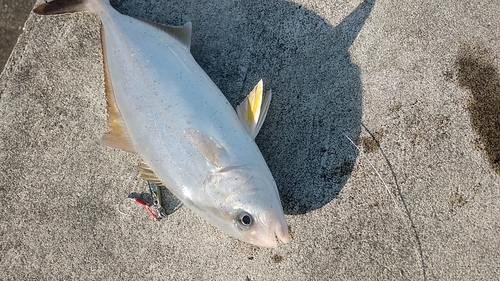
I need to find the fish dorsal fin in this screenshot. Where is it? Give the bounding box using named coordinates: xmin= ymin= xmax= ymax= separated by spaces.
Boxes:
xmin=137 ymin=18 xmax=192 ymax=50
xmin=99 ymin=26 xmax=135 ymax=153
xmin=184 ymin=128 xmax=228 ymax=168
xmin=139 ymin=161 xmax=164 ymax=186
xmin=236 ymin=80 xmax=272 ymax=138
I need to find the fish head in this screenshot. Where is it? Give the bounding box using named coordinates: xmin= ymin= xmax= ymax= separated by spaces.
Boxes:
xmin=203 ymin=167 xmax=290 ymax=248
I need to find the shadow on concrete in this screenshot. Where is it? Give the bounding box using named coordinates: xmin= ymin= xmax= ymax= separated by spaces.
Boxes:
xmin=0 ymin=0 xmax=37 ymax=73
xmin=111 ymin=0 xmax=375 ymax=215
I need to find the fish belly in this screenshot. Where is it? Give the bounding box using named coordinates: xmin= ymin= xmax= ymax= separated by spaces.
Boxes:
xmin=100 ymin=11 xmax=263 ymax=201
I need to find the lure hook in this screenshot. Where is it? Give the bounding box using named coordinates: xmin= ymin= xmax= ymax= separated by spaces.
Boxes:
xmin=118 ymin=197 xmax=134 ymax=216
xmin=117 ymin=181 xmax=168 ymax=220
xmin=117 ymin=197 xmax=158 ymax=219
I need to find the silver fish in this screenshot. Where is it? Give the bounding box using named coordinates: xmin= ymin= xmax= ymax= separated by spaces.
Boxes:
xmin=33 ymin=0 xmax=290 ymax=247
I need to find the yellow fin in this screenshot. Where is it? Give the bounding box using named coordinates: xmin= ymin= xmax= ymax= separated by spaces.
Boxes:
xmin=236 ymin=80 xmax=272 ymax=138
xmin=99 ymin=26 xmax=135 ymax=153
xmin=139 ymin=161 xmax=164 ymax=186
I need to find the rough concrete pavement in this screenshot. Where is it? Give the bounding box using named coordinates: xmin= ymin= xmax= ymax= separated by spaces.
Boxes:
xmin=1 ymin=0 xmax=499 ymax=280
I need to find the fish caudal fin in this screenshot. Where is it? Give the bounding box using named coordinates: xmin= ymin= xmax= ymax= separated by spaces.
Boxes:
xmin=33 ymin=0 xmax=110 ymax=15
xmin=33 ymin=0 xmax=88 ymax=15
xmin=236 ymin=80 xmax=272 ymax=138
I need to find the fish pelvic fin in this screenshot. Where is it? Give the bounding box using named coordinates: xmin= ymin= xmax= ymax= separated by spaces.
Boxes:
xmin=99 ymin=26 xmax=135 ymax=153
xmin=137 ymin=18 xmax=192 ymax=50
xmin=139 ymin=162 xmax=164 ymax=186
xmin=236 ymin=80 xmax=272 ymax=138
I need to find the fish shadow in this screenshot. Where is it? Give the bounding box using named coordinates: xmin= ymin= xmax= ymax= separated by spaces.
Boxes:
xmin=111 ymin=0 xmax=375 ymax=215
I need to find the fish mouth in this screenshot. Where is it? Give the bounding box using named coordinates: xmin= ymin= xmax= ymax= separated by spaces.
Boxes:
xmin=248 ymin=213 xmax=290 ymax=248
xmin=254 ymin=223 xmax=290 ymax=248
xmin=275 ymin=222 xmax=291 ymax=244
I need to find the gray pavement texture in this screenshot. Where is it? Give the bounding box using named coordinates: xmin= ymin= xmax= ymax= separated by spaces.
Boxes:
xmin=0 ymin=0 xmax=36 ymax=72
xmin=1 ymin=0 xmax=499 ymax=280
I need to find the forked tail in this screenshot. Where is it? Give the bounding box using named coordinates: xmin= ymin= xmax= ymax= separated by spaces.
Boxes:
xmin=33 ymin=0 xmax=109 ymax=15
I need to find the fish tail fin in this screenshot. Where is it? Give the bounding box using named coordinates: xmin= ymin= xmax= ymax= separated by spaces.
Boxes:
xmin=33 ymin=0 xmax=109 ymax=15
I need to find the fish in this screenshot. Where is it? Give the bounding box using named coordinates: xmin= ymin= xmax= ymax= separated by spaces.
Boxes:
xmin=33 ymin=0 xmax=290 ymax=248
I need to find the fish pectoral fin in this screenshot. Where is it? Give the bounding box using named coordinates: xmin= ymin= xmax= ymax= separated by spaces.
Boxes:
xmin=136 ymin=18 xmax=192 ymax=50
xmin=99 ymin=25 xmax=135 ymax=153
xmin=184 ymin=128 xmax=227 ymax=168
xmin=139 ymin=161 xmax=164 ymax=186
xmin=236 ymin=79 xmax=272 ymax=139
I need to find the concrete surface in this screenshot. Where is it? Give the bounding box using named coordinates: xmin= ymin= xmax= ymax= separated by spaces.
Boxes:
xmin=1 ymin=0 xmax=499 ymax=280
xmin=0 ymin=0 xmax=37 ymax=72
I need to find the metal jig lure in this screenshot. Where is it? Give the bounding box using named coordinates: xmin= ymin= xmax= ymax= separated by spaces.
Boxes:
xmin=118 ymin=181 xmax=167 ymax=221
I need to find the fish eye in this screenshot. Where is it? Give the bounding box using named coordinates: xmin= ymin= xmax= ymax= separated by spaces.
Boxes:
xmin=234 ymin=210 xmax=253 ymax=230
